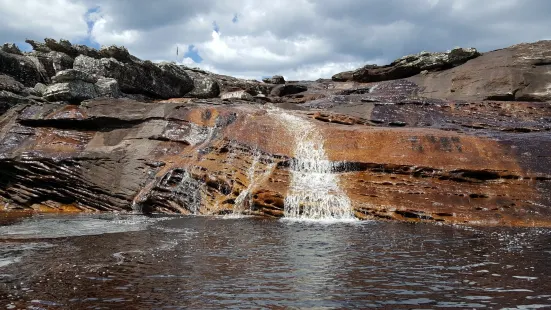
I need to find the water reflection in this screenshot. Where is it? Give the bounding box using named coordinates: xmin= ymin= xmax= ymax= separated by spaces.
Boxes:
xmin=279 ymin=220 xmax=361 ymax=308
xmin=0 ymin=215 xmax=550 ymax=309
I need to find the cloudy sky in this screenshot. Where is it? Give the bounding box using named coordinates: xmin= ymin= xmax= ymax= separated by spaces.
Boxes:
xmin=1 ymin=0 xmax=550 ymax=80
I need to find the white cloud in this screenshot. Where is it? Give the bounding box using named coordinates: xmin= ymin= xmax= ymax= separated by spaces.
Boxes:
xmin=197 ymin=30 xmax=330 ymax=67
xmin=91 ymin=13 xmax=140 ymax=46
xmin=0 ymin=0 xmax=89 ymax=41
xmin=1 ymin=0 xmax=551 ymax=80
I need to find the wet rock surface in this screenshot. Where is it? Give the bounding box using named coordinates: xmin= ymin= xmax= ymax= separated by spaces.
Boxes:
xmin=0 ymin=38 xmax=550 ymax=226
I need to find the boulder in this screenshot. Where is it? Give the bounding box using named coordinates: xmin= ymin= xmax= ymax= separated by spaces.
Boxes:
xmin=98 ymin=45 xmax=134 ymax=62
xmin=0 ymin=50 xmax=49 ymax=86
xmin=262 ymin=75 xmax=285 ymax=84
xmin=43 ymin=38 xmax=82 ymax=58
xmin=0 ymin=90 xmax=40 ymax=114
xmin=177 ymin=65 xmax=274 ymax=96
xmin=74 ymin=56 xmax=193 ymax=99
xmin=155 ymin=62 xmax=194 ymax=88
xmin=220 ymin=90 xmax=255 ymax=101
xmin=28 ymin=38 xmax=100 ymax=59
xmin=72 ymin=44 xmax=101 ymax=59
xmin=0 ymin=74 xmax=24 ymax=93
xmin=24 ymin=39 xmax=51 ymax=53
xmin=33 ymin=83 xmax=47 ymax=96
xmin=184 ymin=69 xmax=220 ymax=98
xmin=333 ymin=47 xmax=480 ymax=83
xmin=270 ymin=84 xmax=308 ymax=96
xmin=188 ymin=76 xmax=220 ymax=98
xmin=43 ymin=80 xmax=98 ymax=103
xmin=331 ymin=71 xmax=353 ymax=82
xmin=52 ymin=69 xmax=98 ymax=84
xmin=30 ymin=51 xmax=74 ymax=78
xmin=95 ymin=77 xmax=122 ymax=98
xmin=1 ymin=43 xmax=23 ymax=55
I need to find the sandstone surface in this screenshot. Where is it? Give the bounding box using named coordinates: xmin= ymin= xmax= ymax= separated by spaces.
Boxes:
xmin=0 ymin=38 xmax=550 ymax=227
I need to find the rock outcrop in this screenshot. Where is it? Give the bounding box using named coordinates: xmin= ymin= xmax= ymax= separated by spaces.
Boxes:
xmin=410 ymin=40 xmax=551 ymax=102
xmin=333 ymin=47 xmax=480 ymax=83
xmin=183 ymin=68 xmax=221 ymax=98
xmin=220 ymin=90 xmax=255 ymax=101
xmin=270 ymin=84 xmax=308 ymax=97
xmin=263 ymin=75 xmax=285 ymax=84
xmin=0 ymin=38 xmax=276 ymax=103
xmin=0 ymin=50 xmax=49 ymax=86
xmin=1 ymin=43 xmax=23 ymax=55
xmin=1 ymin=38 xmax=550 ymax=227
xmin=30 ymin=51 xmax=74 ymax=78
xmin=43 ymin=81 xmax=97 ymax=103
xmin=334 ymin=40 xmax=551 ymax=103
xmin=73 ymin=56 xmax=193 ymax=99
xmin=95 ymin=77 xmax=122 ymax=98
xmin=0 ymin=74 xmax=25 ymax=93
xmin=26 ymin=38 xmax=100 ymax=59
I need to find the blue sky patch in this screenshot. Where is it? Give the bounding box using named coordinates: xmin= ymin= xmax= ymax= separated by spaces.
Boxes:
xmin=184 ymin=45 xmax=203 ymax=63
xmin=15 ymin=42 xmax=32 ymax=52
xmin=212 ymin=21 xmax=220 ymax=33
xmin=81 ymin=7 xmax=101 ymax=48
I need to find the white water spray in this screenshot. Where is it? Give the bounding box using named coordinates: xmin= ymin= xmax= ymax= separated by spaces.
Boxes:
xmin=271 ymin=110 xmax=355 ymax=221
xmin=178 ymin=170 xmax=201 ymax=214
xmin=233 ymin=151 xmax=276 ymax=215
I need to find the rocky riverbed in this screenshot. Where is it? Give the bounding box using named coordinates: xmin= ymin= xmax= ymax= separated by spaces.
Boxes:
xmin=0 ymin=38 xmax=550 ymax=226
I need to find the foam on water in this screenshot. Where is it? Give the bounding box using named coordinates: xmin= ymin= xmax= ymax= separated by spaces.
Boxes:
xmin=0 ymin=214 xmax=165 ymax=239
xmin=0 ymin=242 xmax=54 ymax=268
xmin=271 ymin=109 xmax=355 ymax=221
xmin=281 ymin=217 xmax=362 ymax=225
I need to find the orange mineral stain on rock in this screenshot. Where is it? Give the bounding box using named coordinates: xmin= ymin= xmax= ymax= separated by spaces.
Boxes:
xmin=1 ymin=98 xmax=550 ymax=227
xmin=127 ymin=105 xmax=546 ymax=226
xmin=32 ymin=128 xmax=93 ymax=154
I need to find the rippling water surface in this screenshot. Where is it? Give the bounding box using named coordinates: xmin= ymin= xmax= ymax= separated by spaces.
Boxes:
xmin=1 ymin=213 xmax=551 ymax=309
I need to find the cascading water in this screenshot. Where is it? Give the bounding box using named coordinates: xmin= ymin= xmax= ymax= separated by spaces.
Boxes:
xmin=234 ymin=152 xmax=261 ymax=212
xmin=233 ymin=151 xmax=276 ymax=215
xmin=271 ymin=109 xmax=355 ymax=221
xmin=176 ymin=170 xmax=202 ymax=214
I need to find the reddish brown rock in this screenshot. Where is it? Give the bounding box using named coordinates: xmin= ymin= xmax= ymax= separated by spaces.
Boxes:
xmin=0 ymin=40 xmax=550 ymax=227
xmin=410 ymin=41 xmax=551 ymax=102
xmin=0 ymin=95 xmax=549 ymax=226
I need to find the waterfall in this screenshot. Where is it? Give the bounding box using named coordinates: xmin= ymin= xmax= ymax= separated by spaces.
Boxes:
xmin=271 ymin=109 xmax=355 ymax=221
xmin=231 ymin=150 xmax=276 ymax=216
xmin=234 ymin=152 xmax=261 ymax=211
xmin=177 ymin=170 xmax=201 ymax=214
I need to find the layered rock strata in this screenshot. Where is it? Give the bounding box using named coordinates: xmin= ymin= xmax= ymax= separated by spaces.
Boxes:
xmin=0 ymin=38 xmax=550 ymax=227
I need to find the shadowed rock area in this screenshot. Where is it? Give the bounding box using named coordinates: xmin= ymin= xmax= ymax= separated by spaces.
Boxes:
xmin=0 ymin=38 xmax=550 ymax=226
